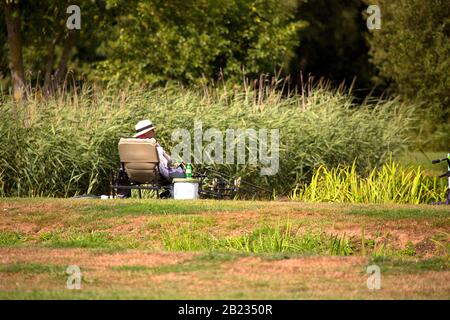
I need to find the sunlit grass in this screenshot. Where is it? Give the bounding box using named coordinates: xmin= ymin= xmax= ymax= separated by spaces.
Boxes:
xmin=161 ymin=223 xmax=354 ymax=256
xmin=291 ymin=160 xmax=448 ymax=204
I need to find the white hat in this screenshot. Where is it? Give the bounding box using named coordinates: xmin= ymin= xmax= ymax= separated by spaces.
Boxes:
xmin=133 ymin=119 xmax=156 ymax=137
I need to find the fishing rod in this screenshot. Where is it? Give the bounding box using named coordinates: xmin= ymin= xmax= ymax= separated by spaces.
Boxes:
xmin=193 ymin=167 xmax=273 ymax=199
xmin=431 ymin=153 xmax=450 ymax=205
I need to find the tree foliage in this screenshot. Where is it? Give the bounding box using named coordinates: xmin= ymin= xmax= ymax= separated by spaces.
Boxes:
xmin=0 ymin=0 xmax=303 ymax=88
xmin=1 ymin=0 xmax=449 ymax=141
xmin=292 ymin=0 xmax=375 ymax=92
xmin=366 ymin=0 xmax=450 ymax=120
xmin=95 ymin=0 xmax=303 ymax=84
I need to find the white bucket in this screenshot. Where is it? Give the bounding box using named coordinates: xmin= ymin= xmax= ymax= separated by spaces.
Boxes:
xmin=173 ymin=178 xmax=199 ymax=199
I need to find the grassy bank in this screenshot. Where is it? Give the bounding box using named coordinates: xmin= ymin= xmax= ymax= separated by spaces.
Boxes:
xmin=0 ymin=198 xmax=448 ymax=299
xmin=1 ymin=198 xmax=448 ymax=256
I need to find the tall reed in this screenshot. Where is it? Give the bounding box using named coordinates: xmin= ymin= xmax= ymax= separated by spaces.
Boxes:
xmin=290 ymin=161 xmax=447 ymax=204
xmin=0 ymin=81 xmax=414 ymax=197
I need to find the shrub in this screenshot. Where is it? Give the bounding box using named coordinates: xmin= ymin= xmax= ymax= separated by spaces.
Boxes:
xmin=365 ymin=0 xmax=450 ymax=149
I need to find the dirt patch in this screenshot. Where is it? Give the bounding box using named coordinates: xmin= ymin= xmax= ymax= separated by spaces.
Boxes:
xmin=0 ymin=201 xmax=69 ymax=215
xmin=105 ymin=216 xmax=151 ymax=236
xmin=0 ymin=201 xmax=69 ymax=235
xmin=202 ymin=211 xmax=260 ymax=236
xmin=221 ymin=256 xmax=366 ymax=278
xmin=1 ymin=248 xmax=449 ymax=299
xmin=0 ymin=248 xmax=196 ymax=268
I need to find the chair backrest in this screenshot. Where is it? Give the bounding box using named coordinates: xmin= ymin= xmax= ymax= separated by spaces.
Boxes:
xmin=118 ymin=138 xmax=159 ymax=184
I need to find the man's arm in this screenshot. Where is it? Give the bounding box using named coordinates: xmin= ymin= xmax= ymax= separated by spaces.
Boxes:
xmin=156 ymin=143 xmax=172 ymax=164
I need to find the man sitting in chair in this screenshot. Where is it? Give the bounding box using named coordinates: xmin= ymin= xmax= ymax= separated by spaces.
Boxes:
xmin=134 ymin=119 xmax=186 ymax=181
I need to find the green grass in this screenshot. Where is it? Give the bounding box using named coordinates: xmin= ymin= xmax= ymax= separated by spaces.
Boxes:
xmin=162 ymin=225 xmax=215 ymax=251
xmin=0 ymin=290 xmax=181 ymax=300
xmin=1 ymin=199 xmax=448 ymax=257
xmin=0 ymin=263 xmax=66 ymax=276
xmin=37 ymin=230 xmax=142 ymax=250
xmin=78 ymin=199 xmax=264 ymax=217
xmin=149 ymin=252 xmax=236 ymax=274
xmin=370 ymin=256 xmax=450 ymax=274
xmin=0 ymin=231 xmax=28 ymax=246
xmin=161 ymin=223 xmax=355 ymax=255
xmin=2 ymin=254 xmax=448 ymax=300
xmin=1 ymin=199 xmax=448 ymax=253
xmin=39 ymin=230 xmax=111 ymax=249
xmin=397 ymin=150 xmax=449 ymax=175
xmin=111 ymin=265 xmax=152 ymax=272
xmin=0 ymin=224 xmax=357 ymax=256
xmin=291 ymin=160 xmax=448 ymax=204
xmin=0 ymin=198 xmax=448 ymax=300
xmin=344 ymin=207 xmax=450 ymax=219
xmin=111 ymin=252 xmax=237 ymax=275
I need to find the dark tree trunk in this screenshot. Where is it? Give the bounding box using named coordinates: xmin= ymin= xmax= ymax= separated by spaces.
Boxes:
xmin=55 ymin=29 xmax=76 ymax=86
xmin=3 ymin=0 xmax=25 ymax=101
xmin=42 ymin=39 xmax=57 ymax=95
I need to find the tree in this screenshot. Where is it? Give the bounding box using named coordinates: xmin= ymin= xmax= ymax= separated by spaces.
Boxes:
xmin=0 ymin=7 xmax=9 ymax=88
xmin=366 ymin=0 xmax=450 ymax=118
xmin=19 ymin=0 xmax=108 ymax=94
xmin=2 ymin=0 xmax=25 ymax=101
xmin=291 ymin=0 xmax=376 ymax=94
xmin=1 ymin=1 xmax=111 ymax=95
xmin=1 ymin=0 xmax=303 ymax=89
xmin=95 ymin=0 xmax=304 ymax=84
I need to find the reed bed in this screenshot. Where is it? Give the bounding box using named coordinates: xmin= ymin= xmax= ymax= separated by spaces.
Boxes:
xmin=0 ymin=81 xmax=413 ymax=197
xmin=290 ymin=161 xmax=448 ymax=204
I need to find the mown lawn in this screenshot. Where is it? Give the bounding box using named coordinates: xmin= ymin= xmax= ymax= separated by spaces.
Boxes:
xmin=397 ymin=150 xmax=449 ymax=175
xmin=0 ymin=198 xmax=448 ymax=299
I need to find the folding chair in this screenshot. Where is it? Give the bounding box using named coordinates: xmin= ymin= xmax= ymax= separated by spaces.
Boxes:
xmin=111 ymin=138 xmax=170 ymax=198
